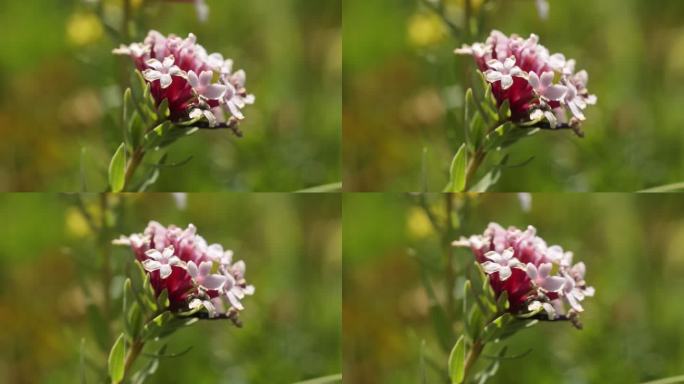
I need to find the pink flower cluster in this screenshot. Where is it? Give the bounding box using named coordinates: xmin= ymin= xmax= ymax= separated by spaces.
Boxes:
xmin=454 ymin=223 xmax=594 ymax=320
xmin=456 ymin=31 xmax=596 ymax=129
xmin=114 ymin=221 xmax=254 ymax=320
xmin=114 ymin=31 xmax=254 ymax=126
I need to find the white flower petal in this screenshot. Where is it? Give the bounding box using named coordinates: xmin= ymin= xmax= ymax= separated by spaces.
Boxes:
xmin=142 ymin=259 xmax=161 ymax=272
xmin=159 ymin=264 xmax=172 ymax=279
xmin=542 ymin=276 xmax=566 ymax=292
xmin=159 ymin=74 xmax=173 ymax=89
xmin=484 ymin=251 xmax=502 ymax=263
xmin=187 ymin=261 xmax=199 ymax=278
xmin=203 ymin=84 xmax=227 ymax=100
xmin=498 ymin=266 xmax=512 ymax=281
xmin=500 ymin=74 xmax=514 ymax=90
xmin=486 ymin=59 xmax=504 ymax=71
xmin=199 ymin=261 xmax=212 ymax=276
xmin=545 ymin=85 xmax=567 ymax=101
xmin=202 ymin=275 xmax=227 ymax=290
xmin=528 ymin=72 xmax=540 ymax=89
xmin=143 ymin=69 xmax=162 ymax=82
xmin=484 ymin=70 xmax=502 ymax=83
xmin=481 ymin=261 xmax=500 ymax=275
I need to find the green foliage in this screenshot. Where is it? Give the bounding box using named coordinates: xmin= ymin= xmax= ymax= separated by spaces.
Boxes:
xmin=108 ymin=333 xmax=126 ymax=384
xmin=108 ymin=143 xmax=126 ymax=192
xmin=448 ymin=335 xmax=465 ymax=384
xmin=444 ymin=144 xmax=467 ymax=192
xmin=344 ymin=193 xmax=684 ymax=383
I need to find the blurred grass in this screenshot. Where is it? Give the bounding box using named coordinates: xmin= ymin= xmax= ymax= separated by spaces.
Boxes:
xmin=343 ymin=193 xmax=684 ymax=383
xmin=343 ymin=0 xmax=684 ymax=191
xmin=0 ymin=193 xmax=341 ymax=383
xmin=0 ymin=0 xmax=340 ymax=191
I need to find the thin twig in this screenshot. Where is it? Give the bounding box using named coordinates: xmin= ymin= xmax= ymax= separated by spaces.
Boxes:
xmin=420 ymin=0 xmax=462 ymax=40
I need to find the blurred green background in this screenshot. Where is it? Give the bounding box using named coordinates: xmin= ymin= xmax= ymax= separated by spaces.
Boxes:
xmin=343 ymin=193 xmax=684 ymax=383
xmin=0 ymin=0 xmax=340 ymax=191
xmin=0 ymin=193 xmax=341 ymax=383
xmin=343 ymin=0 xmax=684 ymax=191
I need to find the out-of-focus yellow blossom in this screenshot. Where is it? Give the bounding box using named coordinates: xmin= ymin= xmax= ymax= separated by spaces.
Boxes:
xmin=407 ymin=207 xmax=434 ymax=239
xmin=65 ymin=207 xmax=92 ymax=238
xmin=408 ymin=13 xmax=447 ymax=48
xmin=66 ymin=12 xmax=103 ymax=46
xmin=448 ymin=0 xmax=485 ymax=11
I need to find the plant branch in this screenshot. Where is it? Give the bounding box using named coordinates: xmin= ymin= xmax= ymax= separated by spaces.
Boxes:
xmin=462 ymin=338 xmax=484 ymax=383
xmin=444 ymin=193 xmax=456 ymax=319
xmin=420 ymin=0 xmax=462 ymax=40
xmin=121 ymin=338 xmax=144 ymax=383
xmin=123 ymin=147 xmax=145 ymax=192
xmin=190 ymin=120 xmax=243 ymax=137
xmin=464 ymin=149 xmax=486 ymax=190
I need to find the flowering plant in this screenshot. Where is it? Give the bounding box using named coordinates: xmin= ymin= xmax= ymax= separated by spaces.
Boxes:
xmin=107 ymin=221 xmax=254 ymax=383
xmin=444 ymin=30 xmax=596 ymax=192
xmin=109 ymin=30 xmax=254 ymax=192
xmin=446 ymin=222 xmax=594 ymax=383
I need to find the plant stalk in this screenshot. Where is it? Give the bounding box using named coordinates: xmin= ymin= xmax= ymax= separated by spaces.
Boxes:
xmin=123 ymin=148 xmax=145 ymax=192
xmin=120 ymin=338 xmax=145 ymax=383
xmin=444 ymin=193 xmax=456 ymax=319
xmin=462 ymin=338 xmax=484 ymax=383
xmin=464 ymin=149 xmax=486 ymax=190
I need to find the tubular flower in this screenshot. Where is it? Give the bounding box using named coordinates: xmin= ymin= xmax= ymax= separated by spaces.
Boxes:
xmin=113 ymin=221 xmax=254 ymax=323
xmin=453 ymin=223 xmax=594 ymax=324
xmin=456 ymin=31 xmax=596 ymax=131
xmin=113 ymin=30 xmax=254 ymax=127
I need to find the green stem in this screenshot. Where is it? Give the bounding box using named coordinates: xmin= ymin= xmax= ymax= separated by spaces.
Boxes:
xmin=464 ymin=149 xmax=486 ymax=190
xmin=461 ymin=338 xmax=484 ymax=383
xmin=464 ymin=0 xmax=473 ymax=40
xmin=123 ymin=148 xmax=145 ymax=192
xmin=444 ymin=193 xmax=456 ymax=319
xmin=99 ymin=194 xmax=113 ymax=327
xmin=120 ymin=338 xmax=145 ymax=383
xmin=122 ymin=0 xmax=131 ymax=42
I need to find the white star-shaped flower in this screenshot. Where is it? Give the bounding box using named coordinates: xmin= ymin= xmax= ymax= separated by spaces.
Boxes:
xmin=187 ymin=260 xmax=227 ymax=290
xmin=143 ymin=246 xmax=180 ymax=279
xmin=481 ymin=248 xmax=522 ymax=281
xmin=187 ymin=70 xmax=226 ymax=100
xmin=484 ymin=57 xmax=526 ymax=90
xmin=143 ymin=56 xmax=182 ymax=89
xmin=528 ymin=300 xmax=556 ymax=318
xmin=529 ymin=71 xmax=567 ymax=101
xmin=526 ymin=262 xmax=565 ymax=292
xmin=561 ymin=274 xmax=586 ymax=312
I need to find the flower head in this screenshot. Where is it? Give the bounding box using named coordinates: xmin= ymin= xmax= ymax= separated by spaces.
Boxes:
xmin=456 ymin=31 xmax=596 ymax=131
xmin=114 ymin=222 xmax=254 ymax=321
xmin=143 ymin=245 xmax=181 ymax=279
xmin=454 ymin=223 xmax=594 ymax=323
xmin=114 ymin=31 xmax=254 ymax=127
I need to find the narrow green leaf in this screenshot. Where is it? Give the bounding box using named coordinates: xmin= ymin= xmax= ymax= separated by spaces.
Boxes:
xmin=122 ymin=88 xmax=134 ymax=150
xmin=108 ymin=143 xmax=127 ymax=192
xmin=498 ymin=99 xmax=511 ymax=121
xmin=464 ymin=88 xmax=474 ymax=150
xmin=296 ymin=182 xmax=343 ymax=193
xmin=444 ymin=144 xmax=468 ymax=192
xmin=292 ymin=374 xmax=343 ymax=384
xmin=156 ymin=289 xmax=170 ymax=311
xmin=639 ymin=182 xmax=684 ymax=193
xmin=448 ymin=335 xmax=466 ymax=384
xmin=157 ymin=98 xmax=170 ymax=120
xmin=496 ymin=291 xmax=510 ymax=312
xmin=108 ymin=333 xmax=126 ymax=384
